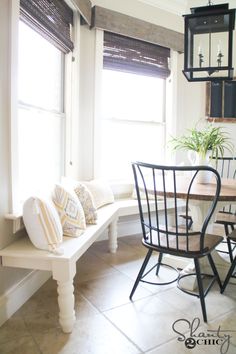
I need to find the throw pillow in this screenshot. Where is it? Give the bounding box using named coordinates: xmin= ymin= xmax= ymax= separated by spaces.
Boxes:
xmin=82 ymin=180 xmax=114 ymax=209
xmin=74 ymin=182 xmax=97 ymax=224
xmin=23 ymin=197 xmax=64 ymax=254
xmin=52 ymin=184 xmax=86 ymax=237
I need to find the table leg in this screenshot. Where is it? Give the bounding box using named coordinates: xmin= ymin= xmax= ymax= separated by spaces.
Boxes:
xmin=108 ymin=218 xmax=118 ymax=253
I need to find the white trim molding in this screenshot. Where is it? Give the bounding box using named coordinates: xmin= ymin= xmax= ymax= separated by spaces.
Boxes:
xmin=0 ymin=270 xmax=51 ymax=326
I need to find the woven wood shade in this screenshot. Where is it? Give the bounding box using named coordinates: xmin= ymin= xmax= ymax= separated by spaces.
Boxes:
xmin=20 ymin=0 xmax=74 ymax=53
xmin=103 ymin=31 xmax=170 ymax=78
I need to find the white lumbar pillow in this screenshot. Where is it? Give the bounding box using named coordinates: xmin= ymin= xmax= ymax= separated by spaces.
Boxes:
xmin=23 ymin=197 xmax=64 ymax=255
xmin=82 ymin=180 xmax=114 ymax=209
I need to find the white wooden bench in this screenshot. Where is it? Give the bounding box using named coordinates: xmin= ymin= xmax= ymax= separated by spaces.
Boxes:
xmin=0 ymin=198 xmax=162 ymax=333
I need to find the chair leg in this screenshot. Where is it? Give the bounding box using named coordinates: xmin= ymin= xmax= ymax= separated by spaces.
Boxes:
xmin=207 ymin=254 xmax=222 ymax=291
xmin=156 ymin=252 xmax=163 ymax=276
xmin=194 ymin=258 xmax=207 ymax=323
xmin=188 ymin=217 xmax=193 ymax=230
xmin=223 ymin=224 xmax=234 ymax=263
xmin=226 ymin=238 xmax=234 ymax=263
xmin=224 ymin=224 xmax=229 ymax=236
xmin=221 ymin=257 xmax=236 ymax=293
xmin=129 ymin=248 xmax=153 ymax=300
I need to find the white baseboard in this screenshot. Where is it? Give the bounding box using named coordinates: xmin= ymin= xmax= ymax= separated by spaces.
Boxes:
xmin=0 ymin=270 xmax=51 ymax=327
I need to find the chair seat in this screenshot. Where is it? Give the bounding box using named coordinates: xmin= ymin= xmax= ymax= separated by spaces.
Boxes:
xmin=144 ymin=231 xmax=223 ymax=256
xmin=215 ymin=211 xmax=236 ymax=226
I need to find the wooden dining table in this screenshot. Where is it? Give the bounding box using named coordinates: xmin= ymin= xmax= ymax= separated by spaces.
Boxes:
xmin=145 ymin=175 xmax=236 ymax=225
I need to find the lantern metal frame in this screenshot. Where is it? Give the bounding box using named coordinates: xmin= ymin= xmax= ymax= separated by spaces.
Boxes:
xmin=183 ymin=3 xmax=235 ymax=82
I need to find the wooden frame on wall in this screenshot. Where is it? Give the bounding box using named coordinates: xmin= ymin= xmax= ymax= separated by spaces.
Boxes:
xmin=206 ymin=79 xmax=236 ymax=122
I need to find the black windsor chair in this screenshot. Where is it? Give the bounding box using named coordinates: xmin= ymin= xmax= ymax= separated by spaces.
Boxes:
xmin=180 ymin=156 xmax=236 ymax=262
xmin=130 ymin=162 xmax=223 ymax=323
xmin=213 ymin=157 xmax=236 ymax=262
xmin=221 ymin=229 xmax=236 ymax=293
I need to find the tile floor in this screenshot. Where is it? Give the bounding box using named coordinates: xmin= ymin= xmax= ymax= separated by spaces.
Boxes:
xmin=0 ymin=234 xmax=236 ymax=354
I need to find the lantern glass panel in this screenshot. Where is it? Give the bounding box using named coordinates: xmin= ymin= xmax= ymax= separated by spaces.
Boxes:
xmin=192 ymin=32 xmax=229 ymax=69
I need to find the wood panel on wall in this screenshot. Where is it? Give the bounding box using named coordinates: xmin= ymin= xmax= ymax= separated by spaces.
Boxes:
xmin=91 ymin=6 xmax=184 ymax=53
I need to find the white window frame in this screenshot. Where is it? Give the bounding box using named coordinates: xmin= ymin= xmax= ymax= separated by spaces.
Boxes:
xmin=93 ymin=30 xmax=176 ymax=193
xmin=8 ymin=0 xmax=80 ymax=214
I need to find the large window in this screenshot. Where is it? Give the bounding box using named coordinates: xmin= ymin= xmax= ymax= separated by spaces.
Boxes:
xmin=18 ymin=21 xmax=65 ymax=203
xmin=99 ymin=32 xmax=169 ymax=181
xmin=98 ymin=31 xmax=170 ymax=180
xmin=100 ymin=70 xmax=166 ymax=180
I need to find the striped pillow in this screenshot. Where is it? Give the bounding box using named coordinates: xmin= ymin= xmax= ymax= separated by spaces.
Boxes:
xmin=23 ymin=197 xmax=63 ymax=254
xmin=52 ymin=184 xmax=86 ymax=237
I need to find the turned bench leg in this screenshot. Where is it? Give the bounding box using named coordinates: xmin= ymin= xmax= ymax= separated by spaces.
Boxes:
xmin=108 ymin=217 xmax=118 ymax=253
xmin=52 ymin=261 xmax=76 ymax=333
xmin=57 ymin=280 xmax=76 ymax=333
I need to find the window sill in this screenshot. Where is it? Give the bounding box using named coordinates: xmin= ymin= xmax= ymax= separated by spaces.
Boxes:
xmin=207 ymin=117 xmax=236 ymax=123
xmin=5 ymin=213 xmax=25 ymax=234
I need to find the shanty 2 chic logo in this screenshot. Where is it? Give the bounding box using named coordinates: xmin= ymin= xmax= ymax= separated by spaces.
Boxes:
xmin=172 ymin=317 xmax=236 ymax=354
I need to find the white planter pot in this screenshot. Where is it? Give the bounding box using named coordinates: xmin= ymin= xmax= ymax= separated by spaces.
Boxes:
xmin=188 ymin=150 xmax=212 ymax=184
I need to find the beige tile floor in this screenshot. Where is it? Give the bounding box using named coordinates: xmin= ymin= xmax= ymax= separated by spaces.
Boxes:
xmin=0 ymin=234 xmax=236 ymax=354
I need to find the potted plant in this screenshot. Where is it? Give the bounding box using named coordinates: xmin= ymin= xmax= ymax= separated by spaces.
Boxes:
xmin=170 ymin=124 xmax=234 ymax=182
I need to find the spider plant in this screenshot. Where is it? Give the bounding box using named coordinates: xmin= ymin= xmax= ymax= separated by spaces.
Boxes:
xmin=170 ymin=124 xmax=234 ymax=160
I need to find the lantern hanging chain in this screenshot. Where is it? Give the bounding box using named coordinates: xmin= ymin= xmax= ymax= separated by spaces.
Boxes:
xmin=207 ymin=0 xmax=213 ymax=5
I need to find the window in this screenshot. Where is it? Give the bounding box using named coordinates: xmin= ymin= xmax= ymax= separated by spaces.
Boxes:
xmin=18 ymin=21 xmax=65 ymax=202
xmin=13 ymin=0 xmax=74 ymax=208
xmin=99 ymin=32 xmax=169 ymax=181
xmin=100 ymin=70 xmax=166 ymax=180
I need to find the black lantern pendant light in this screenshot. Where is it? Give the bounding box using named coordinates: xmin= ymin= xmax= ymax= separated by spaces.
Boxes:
xmin=183 ymin=2 xmax=235 ymax=81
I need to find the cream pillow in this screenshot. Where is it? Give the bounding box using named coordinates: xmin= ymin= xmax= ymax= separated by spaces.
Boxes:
xmin=83 ymin=180 xmax=114 ymax=209
xmin=74 ymin=182 xmax=97 ymax=224
xmin=52 ymin=184 xmax=86 ymax=237
xmin=23 ymin=197 xmax=64 ymax=255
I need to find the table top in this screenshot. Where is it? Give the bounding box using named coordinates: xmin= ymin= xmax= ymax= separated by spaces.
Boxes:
xmin=146 ymin=178 xmax=236 ymax=202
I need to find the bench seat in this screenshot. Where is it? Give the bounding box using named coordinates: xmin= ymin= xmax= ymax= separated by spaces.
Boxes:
xmin=0 ymin=199 xmax=144 ymax=332
xmin=0 ymin=198 xmax=164 ymax=333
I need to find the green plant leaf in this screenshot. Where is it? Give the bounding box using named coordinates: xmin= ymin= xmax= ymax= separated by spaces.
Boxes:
xmin=169 ymin=124 xmax=234 ymax=159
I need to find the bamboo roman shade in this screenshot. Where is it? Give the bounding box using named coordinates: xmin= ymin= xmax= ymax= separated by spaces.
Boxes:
xmin=20 ymin=0 xmax=74 ymax=53
xmin=103 ymin=31 xmax=170 ymax=78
